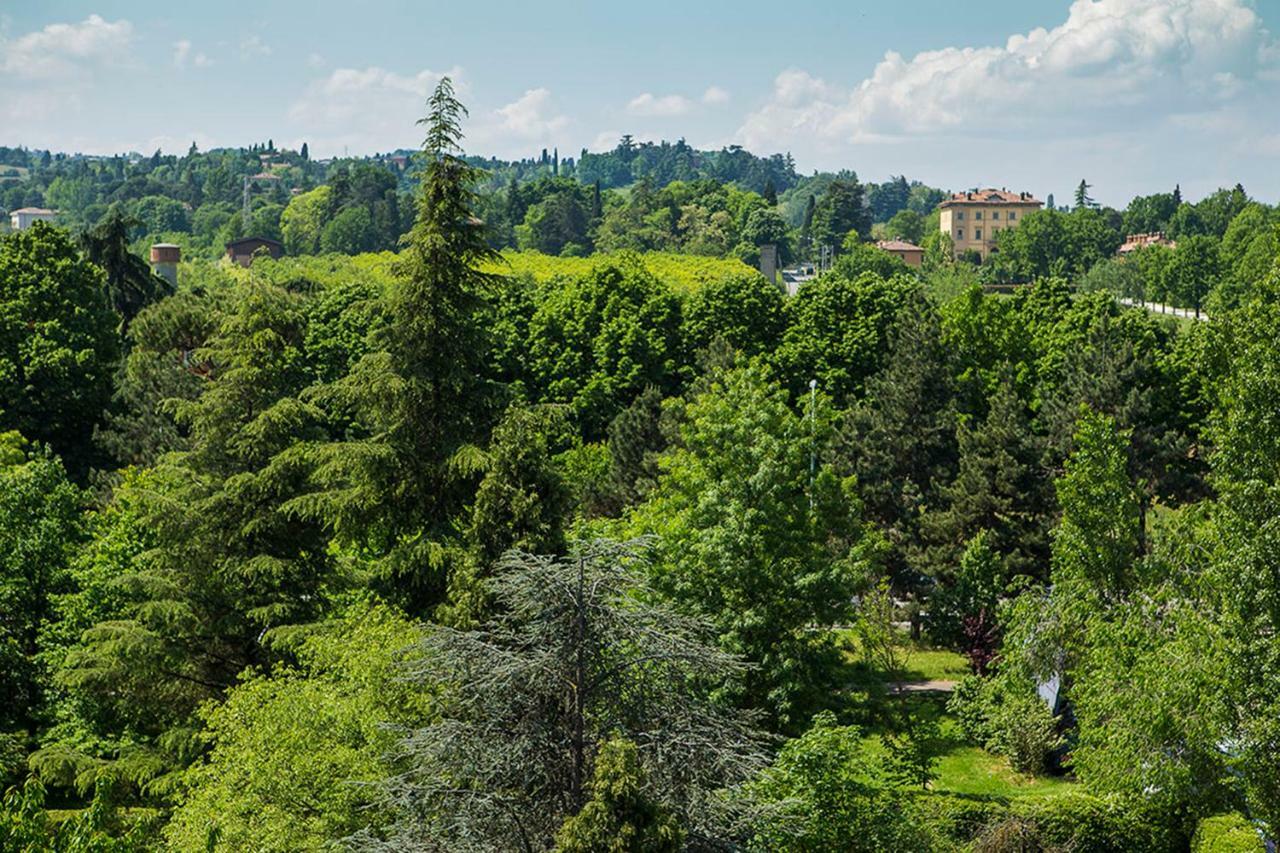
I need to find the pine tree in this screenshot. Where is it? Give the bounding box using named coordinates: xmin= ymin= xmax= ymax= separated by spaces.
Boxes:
xmin=763 ymin=178 xmax=777 ymax=206
xmin=79 ymin=208 xmax=173 ymax=326
xmin=54 ymin=282 xmax=335 ymax=792
xmin=922 ymin=377 xmax=1051 ymax=584
xmin=1074 ymin=179 xmax=1095 ymax=210
xmin=602 ymin=385 xmax=665 ymax=514
xmin=838 ymin=298 xmax=959 ymax=587
xmin=287 ymin=77 xmax=502 ymax=612
xmin=300 ymin=142 xmax=309 ymax=161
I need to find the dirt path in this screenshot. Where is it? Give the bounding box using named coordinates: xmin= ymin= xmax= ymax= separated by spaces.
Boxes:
xmin=890 ymin=680 xmax=958 ymax=694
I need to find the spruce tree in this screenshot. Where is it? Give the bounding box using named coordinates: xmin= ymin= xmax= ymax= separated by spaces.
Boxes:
xmin=79 ymin=208 xmax=173 ymax=326
xmin=288 ymin=77 xmax=502 ymax=612
xmin=837 ymin=297 xmax=958 ymax=588
xmin=922 ymin=376 xmax=1051 ymax=584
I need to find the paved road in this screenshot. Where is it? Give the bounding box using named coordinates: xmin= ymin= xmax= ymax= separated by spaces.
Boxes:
xmin=1118 ymin=298 xmax=1207 ymax=322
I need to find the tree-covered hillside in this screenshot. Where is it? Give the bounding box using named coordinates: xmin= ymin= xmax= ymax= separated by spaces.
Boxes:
xmin=2 ymin=79 xmax=1277 ymax=851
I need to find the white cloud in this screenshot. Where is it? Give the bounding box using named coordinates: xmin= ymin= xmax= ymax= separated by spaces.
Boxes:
xmin=627 ymin=92 xmax=693 ymax=117
xmin=702 ymin=85 xmax=730 ymax=105
xmin=589 ymin=129 xmax=624 ymax=151
xmin=239 ymin=34 xmax=271 ymax=60
xmin=173 ymin=39 xmax=211 ymax=69
xmin=288 ymin=65 xmax=463 ymax=155
xmin=739 ymin=0 xmax=1279 ymax=151
xmin=0 ymin=14 xmax=133 ymax=79
xmin=491 ymin=88 xmax=568 ymax=138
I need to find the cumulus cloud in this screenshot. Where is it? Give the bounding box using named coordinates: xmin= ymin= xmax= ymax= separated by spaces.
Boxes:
xmin=0 ymin=14 xmax=133 ymax=79
xmin=490 ymin=88 xmax=569 ymax=138
xmin=288 ymin=65 xmax=463 ymax=155
xmin=702 ymin=85 xmax=730 ymax=105
xmin=739 ymin=0 xmax=1279 ymax=150
xmin=627 ymin=92 xmax=693 ymax=117
xmin=173 ymin=39 xmax=211 ymax=68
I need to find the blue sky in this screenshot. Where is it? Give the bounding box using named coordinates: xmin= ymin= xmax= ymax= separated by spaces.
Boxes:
xmin=3 ymin=0 xmax=1280 ymax=205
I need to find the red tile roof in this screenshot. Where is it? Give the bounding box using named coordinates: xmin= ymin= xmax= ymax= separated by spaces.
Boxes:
xmin=876 ymin=239 xmax=924 ymax=252
xmin=940 ymin=189 xmax=1041 ymax=207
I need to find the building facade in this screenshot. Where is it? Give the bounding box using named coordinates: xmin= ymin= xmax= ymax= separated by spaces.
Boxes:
xmin=938 ymin=189 xmax=1042 ymax=259
xmin=875 ymin=239 xmax=924 ymax=269
xmin=9 ymin=208 xmax=56 ymax=231
xmin=225 ymin=236 xmax=284 ymax=267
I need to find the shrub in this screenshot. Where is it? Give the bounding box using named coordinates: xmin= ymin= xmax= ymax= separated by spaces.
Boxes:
xmin=947 ymin=674 xmax=992 ymax=744
xmin=1192 ymin=814 xmax=1264 ymax=853
xmin=906 ymin=793 xmax=1009 ymax=848
xmin=1017 ymin=794 xmax=1179 ymax=853
xmin=985 ymin=690 xmax=1062 ymax=775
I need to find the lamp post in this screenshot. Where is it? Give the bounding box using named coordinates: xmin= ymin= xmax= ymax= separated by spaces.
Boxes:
xmin=809 ymin=378 xmax=818 ymax=509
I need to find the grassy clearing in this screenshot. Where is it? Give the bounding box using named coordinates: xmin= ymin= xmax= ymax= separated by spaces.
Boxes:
xmin=835 ymin=629 xmax=969 ymax=683
xmin=832 ymin=630 xmax=1078 ymax=801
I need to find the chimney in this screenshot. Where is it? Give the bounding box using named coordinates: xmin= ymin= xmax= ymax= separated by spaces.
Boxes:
xmin=150 ymin=243 xmax=180 ymax=289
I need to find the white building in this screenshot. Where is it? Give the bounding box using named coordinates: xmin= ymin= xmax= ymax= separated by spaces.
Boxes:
xmin=9 ymin=208 xmax=56 ymax=231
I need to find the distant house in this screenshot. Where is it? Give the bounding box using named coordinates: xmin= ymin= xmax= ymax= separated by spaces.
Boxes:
xmin=9 ymin=207 xmax=56 ymax=231
xmin=225 ymin=236 xmax=284 ymax=267
xmin=875 ymin=239 xmax=925 ymax=268
xmin=938 ymin=188 xmax=1043 ymax=260
xmin=1118 ymin=231 xmax=1175 ymax=255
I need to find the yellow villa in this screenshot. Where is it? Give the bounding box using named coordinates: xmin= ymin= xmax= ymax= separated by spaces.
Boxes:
xmin=939 ymin=189 xmax=1043 ymax=259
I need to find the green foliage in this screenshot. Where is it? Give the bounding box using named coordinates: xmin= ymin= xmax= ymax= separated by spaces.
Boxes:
xmin=836 ymin=298 xmax=958 ymax=584
xmin=363 ymin=540 xmax=765 ymax=852
xmin=682 ymin=271 xmax=784 ymax=358
xmin=523 ymin=257 xmax=682 ymax=437
xmin=810 ymin=179 xmax=871 ymax=252
xmin=1070 ymin=591 xmax=1236 ymax=830
xmin=0 ymin=222 xmax=120 ymax=473
xmin=164 ymin=601 xmax=427 ymax=852
xmin=79 ymin=208 xmax=172 ymax=325
xmin=1192 ymin=814 xmax=1264 ymax=853
xmin=0 ymin=449 xmax=84 ymax=768
xmin=1052 ymin=408 xmax=1141 ymax=596
xmin=774 ymin=269 xmax=915 ymax=405
xmin=54 ymin=282 xmax=336 ymax=793
xmin=748 ymin=711 xmax=927 ymax=852
xmin=286 ymin=77 xmax=501 ymax=613
xmin=0 ymin=777 xmax=156 ymax=852
xmin=443 ymin=404 xmax=574 ymax=626
xmin=630 ymin=360 xmax=864 ymax=728
xmin=553 ymin=737 xmax=682 ymax=853
xmin=95 ymin=290 xmax=221 ymax=467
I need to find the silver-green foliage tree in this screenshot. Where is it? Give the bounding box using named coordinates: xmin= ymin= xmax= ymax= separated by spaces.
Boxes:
xmin=355 ymin=540 xmax=765 ymax=852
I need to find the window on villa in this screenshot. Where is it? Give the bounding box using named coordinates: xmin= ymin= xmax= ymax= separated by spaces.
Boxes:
xmin=975 ymin=211 xmax=983 ymax=220
xmin=1009 ymin=211 xmax=1017 ymax=220
xmin=956 ymin=229 xmax=964 ymax=239
xmin=956 ymin=211 xmax=965 ymax=221
xmin=975 ymin=228 xmax=983 ymax=240
xmin=992 ymin=211 xmax=1000 ymax=220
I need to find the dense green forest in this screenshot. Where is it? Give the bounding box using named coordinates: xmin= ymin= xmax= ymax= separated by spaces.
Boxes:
xmin=3 ymin=78 xmax=1279 ymax=851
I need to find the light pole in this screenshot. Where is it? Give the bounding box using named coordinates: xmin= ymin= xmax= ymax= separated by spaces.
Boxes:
xmin=809 ymin=378 xmax=818 ymax=509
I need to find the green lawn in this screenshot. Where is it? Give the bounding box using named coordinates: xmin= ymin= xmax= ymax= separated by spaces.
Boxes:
xmin=835 ymin=629 xmax=969 ymax=683
xmin=833 ymin=630 xmax=1078 ymax=801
